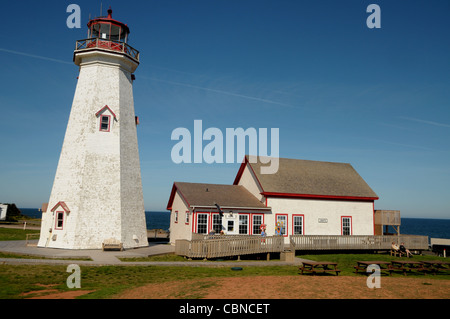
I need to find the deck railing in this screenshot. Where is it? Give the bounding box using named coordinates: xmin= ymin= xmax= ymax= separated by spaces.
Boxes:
xmin=290 ymin=234 xmax=428 ymax=251
xmin=176 ymin=235 xmax=284 ymax=259
xmin=75 ymin=38 xmax=140 ymax=62
xmin=175 ymin=234 xmax=429 ymax=259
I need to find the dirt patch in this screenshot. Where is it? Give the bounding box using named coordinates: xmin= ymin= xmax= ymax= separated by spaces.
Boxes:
xmin=116 ymin=275 xmax=450 ymax=299
xmin=25 ymin=290 xmax=95 ymax=299
xmin=21 ymin=284 xmax=94 ymax=299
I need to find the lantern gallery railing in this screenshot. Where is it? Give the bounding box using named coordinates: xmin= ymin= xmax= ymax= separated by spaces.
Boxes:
xmin=175 ymin=234 xmax=429 ymax=259
xmin=75 ymin=38 xmax=140 ymax=62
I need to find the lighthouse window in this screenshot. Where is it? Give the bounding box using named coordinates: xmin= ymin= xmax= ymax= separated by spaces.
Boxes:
xmin=55 ymin=212 xmax=64 ymax=230
xmin=100 ymin=23 xmax=110 ymax=39
xmin=100 ymin=115 xmax=111 ymax=132
xmin=110 ymin=25 xmax=121 ymax=41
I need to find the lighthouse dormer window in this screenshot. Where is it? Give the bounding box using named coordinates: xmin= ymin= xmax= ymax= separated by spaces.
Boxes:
xmin=100 ymin=115 xmax=111 ymax=132
xmin=55 ymin=212 xmax=64 ymax=230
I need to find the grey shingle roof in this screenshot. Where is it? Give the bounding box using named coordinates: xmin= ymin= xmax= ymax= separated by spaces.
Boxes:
xmin=173 ymin=182 xmax=268 ymax=209
xmin=242 ymin=156 xmax=378 ymax=199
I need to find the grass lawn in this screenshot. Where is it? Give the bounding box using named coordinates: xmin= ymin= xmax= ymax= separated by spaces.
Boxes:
xmin=0 ymin=264 xmax=300 ymax=299
xmin=0 ymin=228 xmax=448 ymax=299
xmin=0 ymin=228 xmax=39 ymax=241
xmin=1 ymin=253 xmax=449 ymax=299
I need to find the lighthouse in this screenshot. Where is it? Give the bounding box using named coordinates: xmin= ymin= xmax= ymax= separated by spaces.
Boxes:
xmin=38 ymin=8 xmax=148 ymax=249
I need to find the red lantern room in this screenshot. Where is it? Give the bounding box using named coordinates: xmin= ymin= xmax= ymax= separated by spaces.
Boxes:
xmin=74 ymin=7 xmax=139 ymax=64
xmin=87 ymin=7 xmax=130 ymax=43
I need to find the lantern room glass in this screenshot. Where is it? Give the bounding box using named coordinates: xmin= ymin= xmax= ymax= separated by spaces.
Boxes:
xmin=89 ymin=22 xmax=127 ymax=43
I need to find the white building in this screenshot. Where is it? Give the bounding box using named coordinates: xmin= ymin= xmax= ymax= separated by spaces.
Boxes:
xmin=167 ymin=156 xmax=379 ymax=244
xmin=38 ymin=8 xmax=148 ymax=250
xmin=0 ymin=204 xmax=8 ymax=221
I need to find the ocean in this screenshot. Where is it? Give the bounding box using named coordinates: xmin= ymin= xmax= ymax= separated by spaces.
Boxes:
xmin=19 ymin=209 xmax=170 ymax=231
xmin=18 ymin=208 xmax=450 ymax=239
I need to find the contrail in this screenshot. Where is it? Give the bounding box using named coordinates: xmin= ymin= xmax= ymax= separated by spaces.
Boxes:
xmin=142 ymin=76 xmax=294 ymax=108
xmin=0 ymin=48 xmax=72 ymax=65
xmin=0 ymin=47 xmax=293 ymax=108
xmin=399 ymin=116 xmax=450 ymax=128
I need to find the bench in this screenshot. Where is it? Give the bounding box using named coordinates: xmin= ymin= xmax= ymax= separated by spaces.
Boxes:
xmin=300 ymin=261 xmax=341 ymax=276
xmin=389 ymin=260 xmax=425 ymax=276
xmin=102 ymin=238 xmax=123 ymax=251
xmin=354 ymin=261 xmax=392 ymax=275
xmin=420 ymin=260 xmax=450 ymax=275
xmin=390 ymin=249 xmax=404 ymax=257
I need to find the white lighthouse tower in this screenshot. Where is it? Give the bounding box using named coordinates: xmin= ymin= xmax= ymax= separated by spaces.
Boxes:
xmin=38 ymin=8 xmax=148 ymax=249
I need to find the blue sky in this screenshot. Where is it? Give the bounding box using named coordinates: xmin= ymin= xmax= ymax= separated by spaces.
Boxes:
xmin=0 ymin=0 xmax=449 ymax=218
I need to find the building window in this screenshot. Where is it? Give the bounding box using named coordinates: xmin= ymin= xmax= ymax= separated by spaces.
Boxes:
xmin=227 ymin=220 xmax=234 ymax=232
xmin=55 ymin=212 xmax=64 ymax=230
xmin=174 ymin=211 xmax=178 ymax=223
xmin=276 ymin=214 xmax=288 ymax=236
xmin=212 ymin=214 xmax=223 ymax=234
xmin=185 ymin=211 xmax=190 ymax=224
xmin=100 ymin=115 xmax=111 ymax=132
xmin=293 ymin=215 xmax=304 ymax=235
xmin=197 ymin=213 xmax=208 ymax=234
xmin=252 ymin=214 xmax=263 ymax=235
xmin=342 ymin=217 xmax=352 ymax=235
xmin=239 ymin=214 xmax=248 ymax=234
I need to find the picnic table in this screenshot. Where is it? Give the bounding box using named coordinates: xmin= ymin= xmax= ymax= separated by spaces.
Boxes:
xmin=390 ymin=260 xmax=426 ymax=276
xmin=420 ymin=260 xmax=450 ymax=275
xmin=354 ymin=261 xmax=391 ymax=275
xmin=300 ymin=261 xmax=341 ymax=276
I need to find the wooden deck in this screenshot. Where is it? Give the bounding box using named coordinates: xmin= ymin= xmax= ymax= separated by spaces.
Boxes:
xmin=176 ymin=235 xmax=284 ymax=259
xmin=175 ymin=234 xmax=429 ymax=259
xmin=290 ymin=234 xmax=428 ymax=251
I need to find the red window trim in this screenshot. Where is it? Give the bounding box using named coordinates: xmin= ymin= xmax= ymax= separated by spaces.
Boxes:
xmin=341 ymin=216 xmax=353 ymax=235
xmin=195 ymin=212 xmax=209 ymax=234
xmin=292 ymin=214 xmax=305 ymax=235
xmin=185 ymin=211 xmax=190 ymax=225
xmin=275 ymin=213 xmax=289 ymax=237
xmin=238 ymin=213 xmax=250 ymax=235
xmin=99 ymin=115 xmax=111 ymax=132
xmin=250 ymin=213 xmax=265 ymax=235
xmin=55 ymin=211 xmax=64 ymax=230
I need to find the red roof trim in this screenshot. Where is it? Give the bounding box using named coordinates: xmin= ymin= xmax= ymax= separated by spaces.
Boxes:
xmin=233 ymin=156 xmax=265 ymax=193
xmin=95 ymin=105 xmax=117 ymax=119
xmin=261 ymin=192 xmax=378 ymax=202
xmin=232 ymin=156 xmax=248 ymax=185
xmin=50 ymin=201 xmax=70 ymax=213
xmin=166 ymin=182 xmax=191 ymax=211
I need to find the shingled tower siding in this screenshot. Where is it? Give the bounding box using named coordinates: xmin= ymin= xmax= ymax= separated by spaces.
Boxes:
xmin=38 ymin=10 xmax=148 ymax=249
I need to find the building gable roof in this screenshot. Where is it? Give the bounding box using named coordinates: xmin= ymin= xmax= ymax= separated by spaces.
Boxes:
xmin=166 ymin=182 xmax=269 ymax=211
xmin=234 ymin=156 xmax=378 ymax=200
xmin=95 ymin=105 xmax=117 ymax=119
xmin=50 ymin=201 xmax=71 ymax=213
